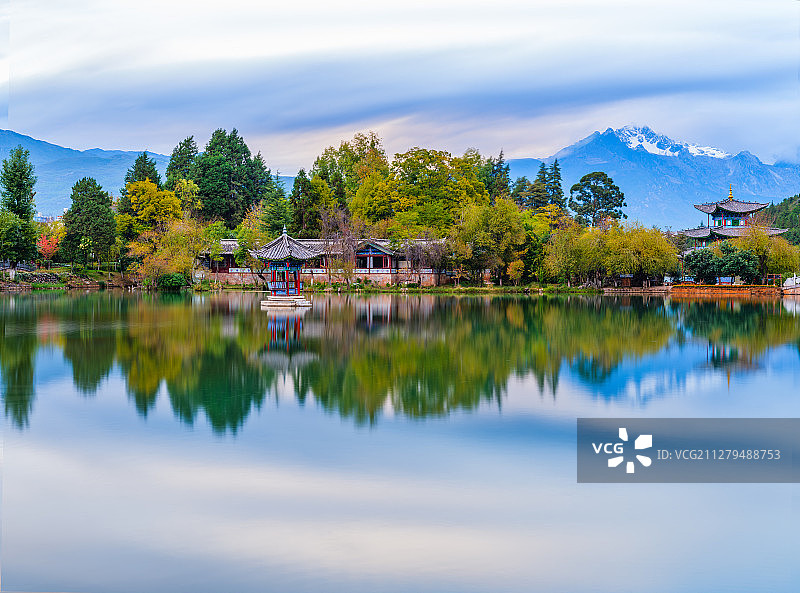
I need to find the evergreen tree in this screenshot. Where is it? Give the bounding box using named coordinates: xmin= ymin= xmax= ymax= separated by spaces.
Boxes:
xmin=512 ymin=174 xmax=548 ymax=210
xmin=193 ymin=129 xmax=275 ymax=228
xmin=62 ymin=178 xmax=117 ymax=265
xmin=511 ymin=176 xmax=533 ymax=208
xmin=165 ymin=136 xmax=198 ymax=190
xmin=476 ymin=151 xmax=511 ymax=202
xmin=0 ymin=211 xmax=37 ymax=268
xmin=0 ymin=146 xmax=36 ymax=220
xmin=546 ymin=159 xmax=565 ymax=208
xmin=289 ymin=169 xmax=333 ymax=237
xmin=568 ymin=171 xmax=627 ymax=226
xmin=260 ymin=178 xmax=293 ymax=238
xmin=531 ymin=163 xmax=550 ymax=209
xmin=119 ymin=152 xmax=163 ymax=214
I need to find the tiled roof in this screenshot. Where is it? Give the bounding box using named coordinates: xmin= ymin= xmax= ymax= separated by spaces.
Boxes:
xmin=250 ymin=230 xmax=322 ymax=261
xmin=679 ymin=226 xmax=787 ymax=239
xmin=679 ymin=227 xmax=712 ymax=238
xmin=711 ymin=226 xmax=786 ymax=237
xmin=219 ymin=239 xmax=239 ymax=254
xmin=694 ymin=198 xmax=769 ymax=215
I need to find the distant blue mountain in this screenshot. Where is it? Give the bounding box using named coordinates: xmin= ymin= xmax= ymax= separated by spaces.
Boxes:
xmin=508 ymin=126 xmax=800 ymax=230
xmin=0 ymin=129 xmax=170 ymax=216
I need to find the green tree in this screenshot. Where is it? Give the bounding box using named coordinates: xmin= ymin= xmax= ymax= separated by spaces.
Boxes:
xmin=684 ymin=248 xmax=719 ymax=284
xmin=472 ymin=150 xmax=510 ymax=202
xmin=0 ymin=146 xmax=37 ymax=220
xmin=194 ymin=129 xmax=277 ymax=228
xmin=512 ymin=166 xmax=549 ymax=211
xmin=261 ymin=181 xmax=292 ymax=237
xmin=0 ymin=211 xmax=37 ymax=269
xmin=350 ymin=173 xmax=394 ymax=223
xmin=544 ymin=219 xmax=582 ymax=286
xmin=718 ymin=241 xmax=758 ymax=283
xmin=546 ymin=159 xmax=565 ymax=208
xmin=603 ymin=224 xmax=678 ymax=285
xmin=62 ymin=178 xmax=117 ymax=267
xmin=569 ymin=172 xmax=627 ymax=227
xmin=734 ymin=227 xmax=772 ymax=281
xmin=165 ymin=136 xmax=198 ymax=190
xmin=311 ymin=131 xmax=389 ymax=203
xmin=451 ymin=198 xmax=525 ymax=283
xmin=391 ymin=148 xmax=489 ymax=232
xmin=289 ymin=169 xmax=335 ymax=237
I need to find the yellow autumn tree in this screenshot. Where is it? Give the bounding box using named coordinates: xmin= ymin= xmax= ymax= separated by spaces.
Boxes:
xmin=127 ymin=179 xmax=182 ymax=231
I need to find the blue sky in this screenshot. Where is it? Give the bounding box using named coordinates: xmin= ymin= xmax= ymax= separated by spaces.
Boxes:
xmin=2 ymin=0 xmax=798 ymax=172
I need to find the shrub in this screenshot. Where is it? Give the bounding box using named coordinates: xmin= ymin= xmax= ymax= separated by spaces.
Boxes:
xmin=157 ymin=273 xmax=187 ymax=291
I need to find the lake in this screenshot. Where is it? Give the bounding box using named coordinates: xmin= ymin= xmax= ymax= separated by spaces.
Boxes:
xmin=1 ymin=292 xmax=798 ymax=592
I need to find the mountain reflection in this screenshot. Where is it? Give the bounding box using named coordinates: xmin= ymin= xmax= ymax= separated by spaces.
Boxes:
xmin=1 ymin=292 xmax=799 ymax=431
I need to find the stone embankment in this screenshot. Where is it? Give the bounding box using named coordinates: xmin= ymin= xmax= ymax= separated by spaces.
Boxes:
xmin=0 ymin=271 xmax=112 ymax=291
xmin=671 ymin=284 xmax=782 ymax=298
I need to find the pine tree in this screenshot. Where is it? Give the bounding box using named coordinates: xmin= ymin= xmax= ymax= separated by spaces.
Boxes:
xmin=511 ymin=176 xmax=532 ymax=208
xmin=531 ymin=162 xmax=550 ymax=209
xmin=0 ymin=146 xmax=37 ymax=270
xmin=165 ymin=136 xmax=198 ymax=190
xmin=62 ymin=178 xmax=116 ymax=265
xmin=546 ymin=159 xmax=565 ymax=208
xmin=476 ymin=151 xmax=511 ymax=202
xmin=1 ymin=146 xmax=37 ymax=220
xmin=193 ymin=129 xmax=275 ymax=228
xmin=260 ymin=177 xmax=292 ymax=238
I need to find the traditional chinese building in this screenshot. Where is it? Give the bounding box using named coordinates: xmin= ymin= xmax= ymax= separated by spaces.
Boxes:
xmin=250 ymin=227 xmax=317 ymax=295
xmin=679 ymin=187 xmax=787 ymax=249
xmin=198 ymin=233 xmax=447 ymax=287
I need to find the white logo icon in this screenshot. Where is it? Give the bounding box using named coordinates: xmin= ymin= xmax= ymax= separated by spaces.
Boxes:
xmin=608 ymin=428 xmax=652 ymax=473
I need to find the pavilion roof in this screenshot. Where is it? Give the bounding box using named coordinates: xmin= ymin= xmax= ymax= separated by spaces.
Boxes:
xmin=710 ymin=226 xmax=786 ymax=238
xmin=679 ymin=227 xmax=712 ymax=238
xmin=693 ymin=188 xmax=768 ymax=216
xmin=678 ymin=226 xmax=787 ymax=239
xmin=250 ymin=228 xmax=322 ymax=261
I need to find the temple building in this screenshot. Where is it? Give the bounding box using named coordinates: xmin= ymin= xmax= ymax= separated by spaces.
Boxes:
xmin=198 ymin=232 xmax=447 ymax=287
xmin=679 ymin=187 xmax=787 ymax=249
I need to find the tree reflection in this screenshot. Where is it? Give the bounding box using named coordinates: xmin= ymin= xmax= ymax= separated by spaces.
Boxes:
xmin=1 ymin=292 xmax=800 ymax=431
xmin=0 ymin=298 xmax=38 ymax=427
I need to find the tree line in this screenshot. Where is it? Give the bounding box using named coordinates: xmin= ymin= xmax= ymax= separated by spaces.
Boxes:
xmin=4 ymin=128 xmax=797 ymax=287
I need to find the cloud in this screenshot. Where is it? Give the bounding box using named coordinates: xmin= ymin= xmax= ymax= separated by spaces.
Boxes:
xmin=6 ymin=1 xmax=799 ymax=169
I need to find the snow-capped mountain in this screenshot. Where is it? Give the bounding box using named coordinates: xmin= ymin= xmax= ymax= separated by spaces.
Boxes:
xmin=508 ymin=126 xmax=800 ymax=229
xmin=613 ymin=125 xmax=730 ymax=159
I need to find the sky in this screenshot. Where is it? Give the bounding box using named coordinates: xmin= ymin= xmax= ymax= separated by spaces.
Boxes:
xmin=1 ymin=0 xmax=799 ymax=172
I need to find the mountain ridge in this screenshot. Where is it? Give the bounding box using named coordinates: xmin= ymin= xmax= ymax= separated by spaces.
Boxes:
xmin=0 ymin=129 xmax=171 ymax=216
xmin=507 ymin=126 xmax=800 ymax=229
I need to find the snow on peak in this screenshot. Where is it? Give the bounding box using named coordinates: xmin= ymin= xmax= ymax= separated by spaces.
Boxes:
xmin=613 ymin=125 xmax=730 ymax=159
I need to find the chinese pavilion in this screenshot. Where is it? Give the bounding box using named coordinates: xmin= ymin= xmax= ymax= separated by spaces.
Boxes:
xmin=250 ymin=227 xmax=318 ymax=295
xmin=678 ymin=187 xmax=787 ymax=249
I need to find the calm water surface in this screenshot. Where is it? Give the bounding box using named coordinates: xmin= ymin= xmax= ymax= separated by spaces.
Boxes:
xmin=1 ymin=292 xmax=798 ymax=592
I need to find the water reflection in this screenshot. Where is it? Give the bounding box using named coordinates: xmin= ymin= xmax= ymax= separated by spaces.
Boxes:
xmin=2 ymin=292 xmax=799 ymax=431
